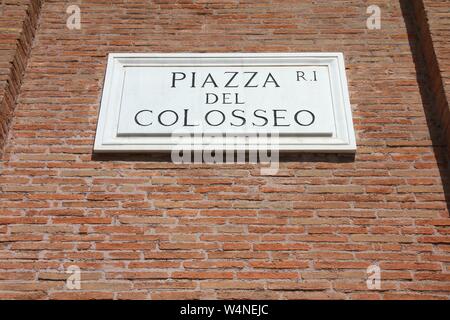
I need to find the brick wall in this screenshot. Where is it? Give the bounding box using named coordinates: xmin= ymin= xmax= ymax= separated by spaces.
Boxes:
xmin=0 ymin=0 xmax=42 ymax=158
xmin=422 ymin=0 xmax=450 ymax=158
xmin=409 ymin=0 xmax=450 ymax=159
xmin=0 ymin=0 xmax=449 ymax=300
xmin=423 ymin=0 xmax=450 ymax=115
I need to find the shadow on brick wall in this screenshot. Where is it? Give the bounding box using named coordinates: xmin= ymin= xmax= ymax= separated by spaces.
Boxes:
xmin=91 ymin=152 xmax=356 ymax=164
xmin=400 ymin=0 xmax=450 ymax=215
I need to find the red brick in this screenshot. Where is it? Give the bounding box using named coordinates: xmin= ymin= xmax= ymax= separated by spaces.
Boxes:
xmin=0 ymin=0 xmax=449 ymax=301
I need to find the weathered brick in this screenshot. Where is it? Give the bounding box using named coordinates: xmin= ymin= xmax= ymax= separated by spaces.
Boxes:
xmin=0 ymin=0 xmax=449 ymax=301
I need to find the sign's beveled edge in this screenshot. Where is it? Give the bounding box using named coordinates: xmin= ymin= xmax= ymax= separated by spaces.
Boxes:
xmin=93 ymin=53 xmax=357 ymax=153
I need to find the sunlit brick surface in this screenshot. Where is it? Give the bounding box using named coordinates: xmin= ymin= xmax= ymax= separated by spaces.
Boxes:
xmin=0 ymin=0 xmax=449 ymax=299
